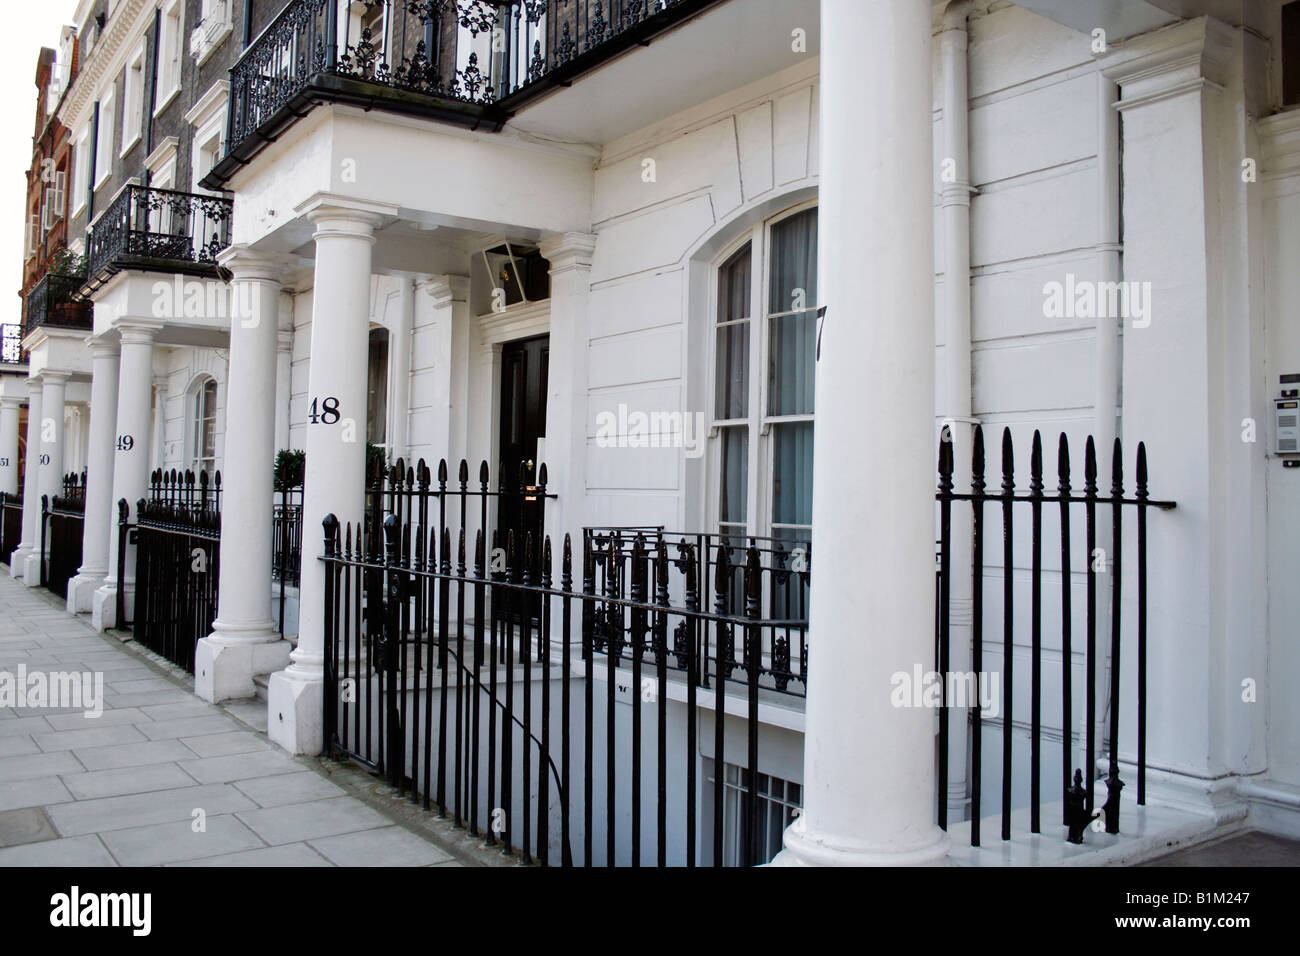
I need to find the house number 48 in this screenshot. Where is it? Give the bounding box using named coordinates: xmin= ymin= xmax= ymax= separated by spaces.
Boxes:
xmin=308 ymin=397 xmax=341 ymax=425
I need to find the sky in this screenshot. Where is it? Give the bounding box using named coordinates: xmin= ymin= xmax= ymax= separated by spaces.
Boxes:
xmin=4 ymin=2 xmax=84 ymax=325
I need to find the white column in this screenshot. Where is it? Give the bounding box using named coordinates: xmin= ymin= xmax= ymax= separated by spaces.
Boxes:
xmin=197 ymin=247 xmax=292 ymax=702
xmin=11 ymin=377 xmax=42 ymax=581
xmin=540 ymin=233 xmax=598 ymax=548
xmin=68 ymin=337 xmax=120 ymax=612
xmin=775 ymin=0 xmax=946 ymax=866
xmin=92 ymin=321 xmax=161 ymax=631
xmin=0 ymin=396 xmax=22 ymax=496
xmin=268 ymin=203 xmax=381 ymax=754
xmin=21 ymin=371 xmax=69 ymax=585
xmin=389 ymin=276 xmax=414 ymax=462
xmin=275 ymin=292 xmax=294 ymax=455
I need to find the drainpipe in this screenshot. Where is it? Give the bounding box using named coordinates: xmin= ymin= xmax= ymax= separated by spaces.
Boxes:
xmin=389 ymin=276 xmax=414 ymax=462
xmin=939 ymin=0 xmax=976 ymax=824
xmin=86 ymin=102 xmax=99 ymax=222
xmin=1093 ymin=70 xmax=1122 ymax=784
xmin=242 ymin=0 xmax=254 ymax=48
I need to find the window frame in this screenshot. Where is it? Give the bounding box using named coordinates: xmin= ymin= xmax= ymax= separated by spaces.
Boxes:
xmin=94 ymin=87 xmax=116 ymax=189
xmin=705 ymin=199 xmax=818 ymax=545
xmin=191 ymin=377 xmax=219 ymax=475
xmin=121 ymin=41 xmax=147 ymax=157
xmin=155 ymin=0 xmax=185 ymax=115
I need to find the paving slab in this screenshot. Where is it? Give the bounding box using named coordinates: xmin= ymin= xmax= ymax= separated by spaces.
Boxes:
xmin=0 ymin=807 xmax=59 ymax=848
xmin=100 ymin=815 xmax=267 ymax=866
xmin=236 ymin=796 xmax=391 ymax=845
xmin=0 ymin=575 xmax=466 ymax=867
xmin=309 ymin=826 xmax=454 ymax=866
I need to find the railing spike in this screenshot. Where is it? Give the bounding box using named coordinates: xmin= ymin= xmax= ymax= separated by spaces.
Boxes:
xmin=1058 ymin=432 xmax=1071 ymax=487
xmin=1085 ymin=435 xmax=1098 ymax=490
xmin=438 ymin=459 xmax=449 ymax=482
xmin=459 ymin=459 xmax=469 ymax=483
xmin=1136 ymin=441 xmax=1149 ymax=491
xmin=1111 ymin=436 xmax=1124 ymax=491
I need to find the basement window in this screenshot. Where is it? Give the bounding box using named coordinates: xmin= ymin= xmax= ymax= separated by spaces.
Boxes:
xmin=709 ymin=762 xmax=802 ymax=867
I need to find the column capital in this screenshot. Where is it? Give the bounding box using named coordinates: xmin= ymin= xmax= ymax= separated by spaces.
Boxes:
xmin=0 ymin=395 xmax=24 ymax=411
xmin=86 ymin=333 xmax=121 ymax=359
xmin=296 ymin=193 xmax=396 ymax=240
xmin=1099 ymin=16 xmax=1235 ymax=111
xmin=41 ymin=370 xmax=71 ymax=387
xmin=117 ymin=319 xmax=164 ymax=346
xmin=420 ymin=274 xmax=471 ymax=307
xmin=540 ymin=232 xmax=598 ymax=275
xmin=25 ymin=374 xmax=44 ymax=392
xmin=216 ymin=243 xmax=290 ymax=283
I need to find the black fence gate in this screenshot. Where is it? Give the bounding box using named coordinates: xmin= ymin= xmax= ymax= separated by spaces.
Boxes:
xmin=0 ymin=491 xmax=22 ymax=564
xmin=934 ymin=427 xmax=1175 ymax=846
xmin=129 ymin=469 xmax=221 ymax=673
xmin=40 ymin=473 xmax=87 ymax=599
xmin=322 ymin=457 xmax=810 ymax=867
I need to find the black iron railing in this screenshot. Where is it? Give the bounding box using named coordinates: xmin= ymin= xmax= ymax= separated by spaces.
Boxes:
xmin=208 ymin=0 xmax=724 ymax=187
xmin=1 ymin=492 xmax=23 ymax=564
xmin=274 ymin=483 xmax=304 ymax=636
xmin=322 ymin=456 xmax=803 ymax=867
xmin=585 ymin=527 xmax=809 ymax=695
xmin=24 ymin=273 xmax=92 ymax=336
xmin=40 ymin=472 xmax=87 ymax=599
xmin=1 ymin=324 xmax=27 ymax=364
xmin=934 ymin=427 xmax=1175 ymax=847
xmin=85 ymin=186 xmax=233 ymax=291
xmin=127 ymin=469 xmax=222 ymax=672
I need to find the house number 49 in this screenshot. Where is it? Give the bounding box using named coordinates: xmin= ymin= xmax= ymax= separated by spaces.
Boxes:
xmin=117 ymin=435 xmax=135 ymax=451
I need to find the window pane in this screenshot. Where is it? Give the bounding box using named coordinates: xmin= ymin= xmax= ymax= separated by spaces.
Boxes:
xmin=714 ymin=322 xmax=749 ymax=419
xmin=767 ymin=208 xmax=818 ymax=417
xmin=768 ymin=310 xmax=816 ymax=416
xmin=718 ymin=426 xmax=748 ymax=526
xmin=771 ymin=421 xmax=813 ymax=528
xmin=767 ymin=208 xmax=817 ymax=315
xmin=718 ymin=243 xmax=751 ymax=323
xmin=367 ymin=329 xmax=389 ymax=445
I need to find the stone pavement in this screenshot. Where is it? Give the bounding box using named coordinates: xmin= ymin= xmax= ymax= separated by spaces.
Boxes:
xmin=0 ymin=572 xmax=464 ymax=867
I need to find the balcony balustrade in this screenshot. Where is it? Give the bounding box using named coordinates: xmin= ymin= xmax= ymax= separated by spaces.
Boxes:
xmin=84 ymin=185 xmax=234 ymax=294
xmin=23 ymin=273 xmax=92 ymax=339
xmin=205 ymin=0 xmax=725 ymax=188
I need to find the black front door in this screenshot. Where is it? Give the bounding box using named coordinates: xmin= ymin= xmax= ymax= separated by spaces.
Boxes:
xmin=498 ymin=334 xmax=549 ymax=574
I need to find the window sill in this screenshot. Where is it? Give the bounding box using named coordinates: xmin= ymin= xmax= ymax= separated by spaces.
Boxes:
xmin=192 ymin=19 xmax=233 ymax=68
xmin=119 ymin=133 xmax=141 ymax=159
xmin=154 ymin=84 xmax=182 ymax=118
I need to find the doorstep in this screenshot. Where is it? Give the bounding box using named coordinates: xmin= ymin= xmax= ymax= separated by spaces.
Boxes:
xmin=945 ymin=792 xmax=1230 ymax=866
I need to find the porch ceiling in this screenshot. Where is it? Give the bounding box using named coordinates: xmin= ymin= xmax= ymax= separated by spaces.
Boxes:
xmin=506 ymin=0 xmax=820 ymax=147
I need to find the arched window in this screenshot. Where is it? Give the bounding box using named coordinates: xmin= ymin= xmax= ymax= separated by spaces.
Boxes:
xmin=710 ymin=203 xmax=817 ymax=549
xmin=191 ymin=377 xmax=218 ymax=474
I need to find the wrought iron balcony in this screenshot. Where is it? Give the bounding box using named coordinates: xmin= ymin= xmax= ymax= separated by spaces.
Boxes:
xmin=23 ymin=273 xmax=92 ymax=338
xmin=204 ymin=0 xmax=725 ymax=188
xmin=84 ymin=185 xmax=234 ymax=293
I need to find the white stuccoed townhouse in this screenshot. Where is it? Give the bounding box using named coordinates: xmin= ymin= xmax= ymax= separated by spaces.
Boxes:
xmin=5 ymin=0 xmax=1299 ymax=866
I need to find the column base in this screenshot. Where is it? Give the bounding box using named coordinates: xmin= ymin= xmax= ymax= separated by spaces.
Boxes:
xmin=16 ymin=550 xmax=43 ymax=587
xmin=66 ymin=572 xmax=106 ymax=614
xmin=91 ymin=583 xmax=129 ymax=632
xmin=195 ymin=628 xmax=292 ymax=703
xmin=9 ymin=546 xmax=33 ymax=579
xmin=770 ymin=814 xmax=951 ymax=867
xmin=1123 ymin=760 xmax=1249 ymax=827
xmin=266 ymin=668 xmax=324 ymax=755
